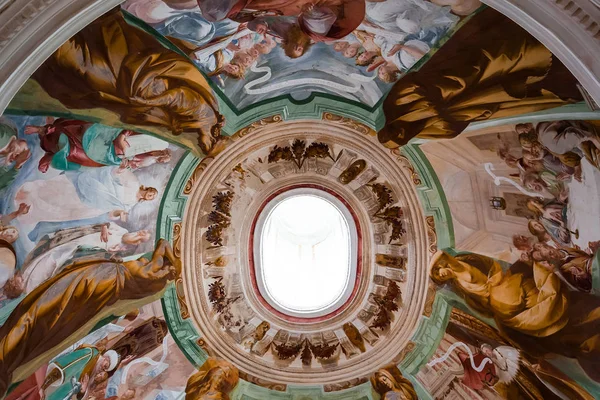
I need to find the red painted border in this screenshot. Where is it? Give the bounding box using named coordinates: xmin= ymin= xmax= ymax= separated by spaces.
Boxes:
xmin=249 ymin=184 xmax=363 ymax=324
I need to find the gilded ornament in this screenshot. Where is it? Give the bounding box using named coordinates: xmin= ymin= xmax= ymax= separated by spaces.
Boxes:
xmin=425 ymin=215 xmax=438 ymax=254
xmin=343 ymin=322 xmax=366 ymax=353
xmin=339 ymin=159 xmax=367 ymax=184
xmin=184 ymin=158 xmax=212 ymax=195
xmin=395 ymin=153 xmax=422 ymax=186
xmin=234 ymin=115 xmax=283 ymax=139
xmin=322 ymin=112 xmax=375 ymax=136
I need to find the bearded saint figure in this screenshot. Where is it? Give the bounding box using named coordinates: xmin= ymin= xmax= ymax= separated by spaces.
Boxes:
xmin=379 ymin=8 xmax=583 ymax=149
xmin=430 ymin=251 xmax=600 ymax=383
xmin=32 ymin=8 xmax=224 ymax=155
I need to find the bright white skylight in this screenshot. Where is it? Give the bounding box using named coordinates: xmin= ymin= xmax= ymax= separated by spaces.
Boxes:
xmin=257 ymin=191 xmax=355 ymax=316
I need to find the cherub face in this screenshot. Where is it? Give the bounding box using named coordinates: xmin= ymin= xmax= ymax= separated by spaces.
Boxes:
xmin=333 ymin=41 xmax=348 ymax=52
xmin=225 ymin=64 xmax=241 ymax=75
xmin=343 ymin=45 xmax=359 ymax=58
xmin=357 ymin=52 xmax=371 ymax=64
xmin=0 ymin=228 xmax=18 ymax=243
xmin=142 ymin=189 xmax=157 ymax=201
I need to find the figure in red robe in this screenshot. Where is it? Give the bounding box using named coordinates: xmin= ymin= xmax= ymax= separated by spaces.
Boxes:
xmin=198 ymin=0 xmax=365 ymax=57
xmin=24 ymin=119 xmax=101 ymax=173
xmin=24 ymin=119 xmax=171 ymax=173
xmin=458 ymin=350 xmax=499 ymax=390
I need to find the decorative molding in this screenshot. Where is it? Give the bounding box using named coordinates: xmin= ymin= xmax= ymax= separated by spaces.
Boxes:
xmin=171 ymin=119 xmax=431 ymax=386
xmin=322 ymin=113 xmax=376 ymax=137
xmin=465 ymin=103 xmax=600 ymax=132
xmin=172 ymin=222 xmax=182 ymax=259
xmin=184 ymin=157 xmax=213 ymax=195
xmin=422 ymin=283 xmax=437 ymax=318
xmin=392 ymin=341 xmax=416 ymax=364
xmin=394 ymin=153 xmax=422 ymax=186
xmin=233 ymin=115 xmax=283 ymax=139
xmin=400 ymin=145 xmax=455 ymax=250
xmin=399 ymin=296 xmax=452 ymax=375
xmin=238 ymin=371 xmax=288 ymax=392
xmin=323 ymin=378 xmax=368 ymax=393
xmin=425 ymin=216 xmax=438 ymax=255
xmin=174 ymin=278 xmax=190 ymax=320
xmin=220 ymin=95 xmax=384 ymax=136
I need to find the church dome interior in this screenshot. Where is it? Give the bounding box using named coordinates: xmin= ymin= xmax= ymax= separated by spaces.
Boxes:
xmin=0 ymin=0 xmax=599 ymax=399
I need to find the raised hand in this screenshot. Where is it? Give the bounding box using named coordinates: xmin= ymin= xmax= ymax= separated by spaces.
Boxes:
xmin=17 ymin=203 xmax=30 ymax=216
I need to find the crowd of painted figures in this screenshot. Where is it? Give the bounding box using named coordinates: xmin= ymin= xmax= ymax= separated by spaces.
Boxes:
xmin=0 ymin=0 xmax=598 ymax=399
xmin=125 ymin=0 xmax=475 ymax=84
xmin=0 ymin=116 xmax=181 ymax=304
xmin=499 ymin=120 xmax=600 ymax=293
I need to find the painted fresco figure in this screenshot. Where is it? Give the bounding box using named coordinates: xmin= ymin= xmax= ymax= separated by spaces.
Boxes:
xmin=370 ymin=365 xmax=418 ymax=400
xmin=379 ymin=8 xmax=583 ymax=148
xmin=363 ymin=0 xmax=459 ymax=38
xmin=362 ymin=39 xmax=431 ymax=82
xmin=0 ymin=203 xmax=29 ymax=247
xmin=429 ymin=335 xmax=595 ymax=399
xmin=0 ymin=239 xmax=181 ymax=397
xmin=536 ymin=120 xmax=600 ymax=169
xmin=109 ymin=317 xmax=169 ymax=362
xmin=457 ymin=345 xmax=500 ymax=390
xmin=0 ymin=118 xmax=31 ymax=192
xmin=32 ymin=8 xmax=224 ymax=155
xmin=4 ymin=311 xmax=147 ymax=400
xmin=526 ymin=198 xmax=573 ymax=247
xmin=22 ymin=222 xmax=151 ymax=293
xmin=15 ymin=166 xmax=157 ymax=226
xmin=531 ymin=242 xmax=596 ymax=293
xmin=24 ymin=120 xmax=171 ymax=173
xmin=430 ymin=251 xmax=600 ymax=383
xmin=38 ymin=347 xmax=121 ymax=400
xmin=184 ymin=357 xmax=239 ymax=400
xmin=197 ymin=0 xmax=366 ymax=51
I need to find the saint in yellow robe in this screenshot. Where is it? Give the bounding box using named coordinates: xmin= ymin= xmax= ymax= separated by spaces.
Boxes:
xmin=185 ymin=358 xmax=239 ymax=400
xmin=0 ymin=239 xmax=180 ymax=397
xmin=379 ymin=8 xmax=583 ymax=148
xmin=32 ymin=8 xmax=223 ymax=154
xmin=431 ymin=251 xmax=600 ymax=384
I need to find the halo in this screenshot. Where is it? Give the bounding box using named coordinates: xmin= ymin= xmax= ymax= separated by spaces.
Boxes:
xmin=104 ymin=350 xmax=120 ymax=372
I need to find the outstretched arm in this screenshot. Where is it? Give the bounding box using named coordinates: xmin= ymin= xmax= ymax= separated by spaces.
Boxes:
xmin=1 ymin=203 xmax=29 ymax=224
xmin=150 ymin=239 xmax=181 ymax=275
xmin=399 ymin=44 xmax=427 ymax=59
